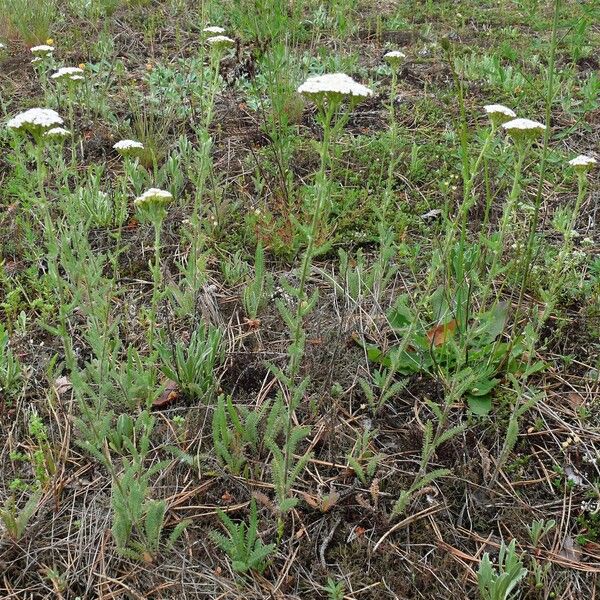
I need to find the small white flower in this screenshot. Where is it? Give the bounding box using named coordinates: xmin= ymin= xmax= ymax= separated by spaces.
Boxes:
xmin=568 ymin=155 xmax=596 ymax=168
xmin=384 ymin=50 xmax=406 ymax=68
xmin=134 ymin=188 xmax=173 ymax=206
xmin=205 ymin=35 xmax=235 ymax=48
xmin=384 ymin=50 xmax=406 ymax=60
xmin=297 ymin=73 xmax=373 ymax=101
xmin=44 ymin=127 xmax=71 ymax=139
xmin=568 ymin=154 xmax=597 ymax=174
xmin=7 ymin=108 xmax=63 ymax=133
xmin=51 ymin=66 xmax=84 ymax=81
xmin=30 ymin=44 xmax=54 ymax=56
xmin=113 ymin=139 xmax=144 ymax=157
xmin=582 ymin=237 xmax=594 ymax=247
xmin=0 ymin=43 xmax=6 ymax=50
xmin=484 ymin=104 xmax=516 ymax=126
xmin=203 ymin=26 xmax=225 ymax=34
xmin=502 ymin=118 xmax=546 ymax=132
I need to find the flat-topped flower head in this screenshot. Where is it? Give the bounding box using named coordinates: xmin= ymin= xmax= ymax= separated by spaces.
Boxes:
xmin=51 ymin=66 xmax=84 ymax=82
xmin=203 ymin=26 xmax=225 ymax=34
xmin=44 ymin=126 xmax=71 ymax=140
xmin=568 ymin=154 xmax=597 ymax=173
xmin=484 ymin=104 xmax=516 ymax=127
xmin=205 ymin=35 xmax=235 ymax=50
xmin=297 ymin=73 xmax=373 ymax=104
xmin=31 ymin=44 xmax=54 ymax=57
xmin=135 ymin=188 xmax=173 ymax=207
xmin=113 ymin=139 xmax=144 ymax=158
xmin=502 ymin=117 xmax=546 ymax=143
xmin=7 ymin=108 xmax=63 ymax=136
xmin=383 ymin=50 xmax=406 ymax=69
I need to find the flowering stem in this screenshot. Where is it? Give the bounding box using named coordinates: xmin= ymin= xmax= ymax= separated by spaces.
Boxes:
xmin=281 ymin=101 xmax=335 ymax=502
xmin=148 ymin=218 xmax=163 ymax=352
xmin=494 ymin=145 xmax=525 ymax=267
xmin=288 ymin=102 xmax=334 ymax=378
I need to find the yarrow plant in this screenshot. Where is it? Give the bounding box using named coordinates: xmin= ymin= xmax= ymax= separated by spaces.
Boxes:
xmin=113 ymin=139 xmax=145 ymax=158
xmin=383 ymin=50 xmax=406 ymax=69
xmin=44 ymin=127 xmax=71 ymax=141
xmin=51 ymin=66 xmax=84 ymax=82
xmin=502 ymin=118 xmax=546 ymax=143
xmin=202 ymin=26 xmax=225 ymax=34
xmin=297 ymin=73 xmax=372 ymax=106
xmin=134 ymin=188 xmax=173 ymax=349
xmin=483 ymin=104 xmax=517 ymax=127
xmin=7 ymin=108 xmax=64 ymax=138
xmin=568 ymin=154 xmax=597 ymax=172
xmin=205 ymin=35 xmax=235 ymax=50
xmin=265 ymin=72 xmax=373 ymax=516
xmin=30 ymin=44 xmax=54 ymax=57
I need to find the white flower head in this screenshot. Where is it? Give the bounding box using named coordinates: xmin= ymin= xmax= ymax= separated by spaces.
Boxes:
xmin=7 ymin=108 xmax=63 ymax=135
xmin=568 ymin=154 xmax=597 ymax=173
xmin=0 ymin=43 xmax=6 ymax=50
xmin=30 ymin=44 xmax=54 ymax=57
xmin=203 ymin=26 xmax=225 ymax=34
xmin=51 ymin=66 xmax=84 ymax=82
xmin=484 ymin=104 xmax=516 ymax=126
xmin=44 ymin=127 xmax=71 ymax=140
xmin=113 ymin=139 xmax=145 ymax=157
xmin=297 ymin=73 xmax=373 ymax=104
xmin=134 ymin=188 xmax=173 ymax=207
xmin=384 ymin=50 xmax=406 ymax=68
xmin=502 ymin=117 xmax=546 ymax=143
xmin=205 ymin=35 xmax=235 ymax=49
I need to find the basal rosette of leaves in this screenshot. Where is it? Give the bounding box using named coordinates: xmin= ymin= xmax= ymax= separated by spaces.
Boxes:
xmin=358 ymin=292 xmax=545 ymax=415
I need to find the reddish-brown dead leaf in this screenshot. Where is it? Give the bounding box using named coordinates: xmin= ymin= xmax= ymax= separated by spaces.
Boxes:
xmin=427 ymin=319 xmax=457 ymax=347
xmin=302 ymin=492 xmax=320 ymax=509
xmin=152 ymin=379 xmax=180 ymax=409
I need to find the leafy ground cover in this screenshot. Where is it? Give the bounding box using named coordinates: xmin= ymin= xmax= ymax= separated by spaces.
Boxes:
xmin=0 ymin=0 xmax=599 ymax=597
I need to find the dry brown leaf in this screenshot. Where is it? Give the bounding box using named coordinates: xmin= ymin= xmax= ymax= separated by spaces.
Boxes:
xmin=152 ymin=380 xmax=180 ymax=409
xmin=427 ymin=319 xmax=457 ymax=347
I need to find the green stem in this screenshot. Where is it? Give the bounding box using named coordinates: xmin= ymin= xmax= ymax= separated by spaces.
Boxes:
xmin=148 ymin=219 xmax=163 ymax=352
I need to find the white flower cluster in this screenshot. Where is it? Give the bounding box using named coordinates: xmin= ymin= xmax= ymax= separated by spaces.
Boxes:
xmin=206 ymin=35 xmax=235 ymax=48
xmin=384 ymin=50 xmax=406 ymax=60
xmin=0 ymin=43 xmax=6 ymax=50
xmin=297 ymin=73 xmax=373 ymax=100
xmin=502 ymin=118 xmax=546 ymax=132
xmin=113 ymin=139 xmax=144 ymax=151
xmin=203 ymin=26 xmax=225 ymax=34
xmin=484 ymin=104 xmax=515 ymax=117
xmin=51 ymin=66 xmax=84 ymax=82
xmin=569 ymin=154 xmax=597 ymax=172
xmin=7 ymin=108 xmax=63 ymax=132
xmin=44 ymin=127 xmax=71 ymax=139
xmin=484 ymin=104 xmax=517 ymax=126
xmin=30 ymin=44 xmax=54 ymax=57
xmin=113 ymin=139 xmax=145 ymax=157
xmin=134 ymin=188 xmax=173 ymax=206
